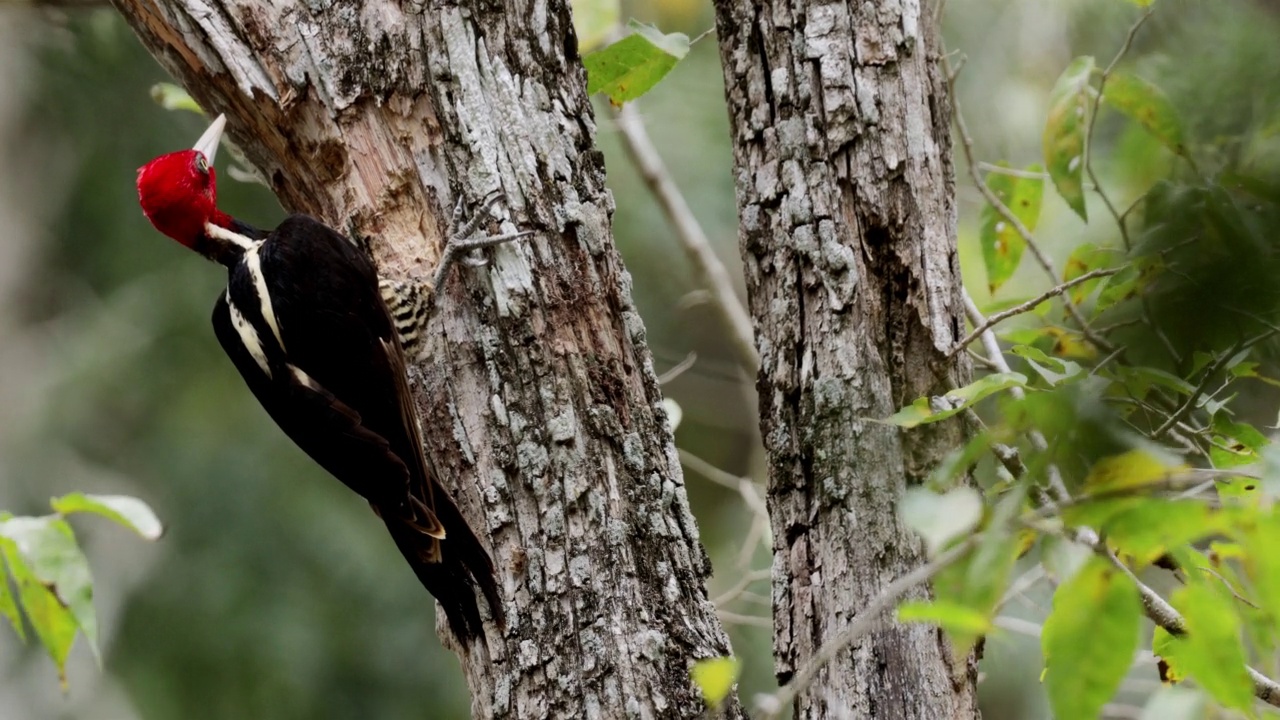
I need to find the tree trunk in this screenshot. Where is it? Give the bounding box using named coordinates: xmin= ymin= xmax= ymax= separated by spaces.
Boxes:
xmin=109 ymin=1 xmax=741 ymax=716
xmin=711 ymin=1 xmax=980 ymax=717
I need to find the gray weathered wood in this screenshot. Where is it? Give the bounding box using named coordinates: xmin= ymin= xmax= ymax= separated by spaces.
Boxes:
xmin=711 ymin=0 xmax=982 ymax=717
xmin=109 ymin=1 xmax=741 ymax=716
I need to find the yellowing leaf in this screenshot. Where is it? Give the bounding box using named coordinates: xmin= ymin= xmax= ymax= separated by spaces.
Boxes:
xmin=1083 ymin=449 xmax=1178 ymax=492
xmin=690 ymin=656 xmax=739 ymax=708
xmin=1104 ymin=500 xmax=1221 ymax=567
xmin=1044 ymin=327 xmax=1098 ymax=360
xmin=980 ymin=163 xmax=1043 ymax=293
xmin=1043 ymin=57 xmax=1096 ymax=221
xmin=1062 ymin=243 xmax=1118 ymax=305
xmin=1103 ymin=72 xmax=1185 ymax=155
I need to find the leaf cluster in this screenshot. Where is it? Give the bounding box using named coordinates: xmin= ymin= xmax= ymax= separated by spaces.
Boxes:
xmin=891 ymin=5 xmax=1280 ymax=719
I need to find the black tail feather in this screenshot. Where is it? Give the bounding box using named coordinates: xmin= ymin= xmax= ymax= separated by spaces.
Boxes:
xmin=384 ymin=499 xmax=502 ymax=642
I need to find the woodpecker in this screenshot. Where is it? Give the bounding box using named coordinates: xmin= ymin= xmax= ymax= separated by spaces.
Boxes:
xmin=136 ymin=114 xmax=525 ymax=641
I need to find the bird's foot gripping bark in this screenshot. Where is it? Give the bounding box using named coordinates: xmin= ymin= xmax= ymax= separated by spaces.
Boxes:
xmin=431 ymin=192 xmax=533 ymax=294
xmin=378 ymin=193 xmax=531 ymax=358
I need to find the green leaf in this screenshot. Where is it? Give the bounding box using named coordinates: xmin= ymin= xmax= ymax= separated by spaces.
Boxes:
xmin=897 ymin=599 xmax=992 ymax=636
xmin=583 ymin=20 xmax=689 ymax=105
xmin=0 ymin=538 xmax=79 ymax=686
xmin=569 ymin=0 xmax=621 ymax=52
xmin=52 ymin=493 xmax=164 ymax=541
xmin=1168 ymin=583 xmax=1254 ymax=712
xmin=900 ymin=487 xmax=983 ymax=556
xmin=690 ymin=656 xmax=739 ymax=708
xmin=1103 ymin=72 xmax=1185 ymax=155
xmin=150 ymin=82 xmax=203 ymax=114
xmin=0 ymin=517 xmax=98 ymax=660
xmin=1209 ymin=415 xmax=1269 ymax=470
xmin=979 ymin=163 xmax=1043 ymax=293
xmin=882 ymin=373 xmax=1027 ymax=428
xmin=1042 ymin=556 xmax=1139 ymax=720
xmin=1242 ymin=509 xmax=1280 ymax=631
xmin=1043 ymin=56 xmax=1095 ymax=221
xmin=1139 ymin=687 xmax=1207 ymax=720
xmin=1104 ymin=500 xmax=1220 ymax=567
xmin=0 ymin=548 xmax=25 ymax=641
xmin=1011 ymin=345 xmax=1084 ymax=387
xmin=931 ymin=486 xmax=1026 ymax=657
xmin=1095 ymin=258 xmax=1159 ymax=312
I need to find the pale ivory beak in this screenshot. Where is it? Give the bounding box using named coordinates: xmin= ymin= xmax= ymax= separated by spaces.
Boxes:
xmin=192 ymin=114 xmax=226 ymax=166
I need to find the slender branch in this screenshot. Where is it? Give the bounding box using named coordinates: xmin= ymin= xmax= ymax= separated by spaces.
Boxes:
xmin=1087 ymin=542 xmax=1280 ymax=708
xmin=1084 ymin=6 xmax=1156 ymax=251
xmin=612 ymin=103 xmax=760 ymax=374
xmin=948 ymin=267 xmax=1119 ymax=358
xmin=755 ymin=534 xmax=983 ymax=719
xmin=1153 ymin=329 xmax=1276 ymax=439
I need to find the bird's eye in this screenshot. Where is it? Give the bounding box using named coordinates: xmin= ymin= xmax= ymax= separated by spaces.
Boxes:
xmin=194 ymin=154 xmax=209 ymax=175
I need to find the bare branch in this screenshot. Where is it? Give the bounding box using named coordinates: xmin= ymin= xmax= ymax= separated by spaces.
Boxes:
xmin=612 ymin=103 xmax=759 ymax=374
xmin=1087 ymin=542 xmax=1280 ymax=708
xmin=949 ymin=267 xmax=1120 ymax=358
xmin=962 ymin=290 xmax=1072 ymax=502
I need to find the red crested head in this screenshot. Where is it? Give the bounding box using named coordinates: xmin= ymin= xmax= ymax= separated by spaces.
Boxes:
xmin=136 ymin=114 xmax=231 ymax=247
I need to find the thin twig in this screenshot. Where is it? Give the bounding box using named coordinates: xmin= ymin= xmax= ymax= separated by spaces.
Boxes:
xmin=1153 ymin=329 xmax=1276 ymax=439
xmin=657 ymin=351 xmax=698 ymax=384
xmin=949 ymin=268 xmax=1119 ymax=358
xmin=612 ymin=103 xmax=759 ymax=373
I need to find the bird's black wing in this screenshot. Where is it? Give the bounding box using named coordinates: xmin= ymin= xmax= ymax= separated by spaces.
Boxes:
xmin=210 ymin=291 xmax=442 ymax=541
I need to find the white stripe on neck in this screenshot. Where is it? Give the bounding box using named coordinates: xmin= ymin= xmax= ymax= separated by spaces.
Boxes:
xmin=204 ymin=222 xmax=255 ymax=250
xmin=227 ymin=298 xmax=271 ymax=377
xmin=243 ymin=243 xmax=286 ymax=350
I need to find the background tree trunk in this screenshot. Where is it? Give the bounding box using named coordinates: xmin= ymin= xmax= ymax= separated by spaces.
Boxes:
xmin=109 ymin=1 xmax=741 ymax=716
xmin=712 ymin=1 xmax=981 ymax=717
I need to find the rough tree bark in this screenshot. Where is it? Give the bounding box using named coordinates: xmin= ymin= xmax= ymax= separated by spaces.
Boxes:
xmin=109 ymin=1 xmax=741 ymax=717
xmin=712 ymin=1 xmax=980 ymax=718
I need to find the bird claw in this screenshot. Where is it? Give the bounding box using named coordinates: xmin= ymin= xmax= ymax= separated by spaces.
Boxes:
xmin=433 ymin=192 xmax=534 ymax=296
